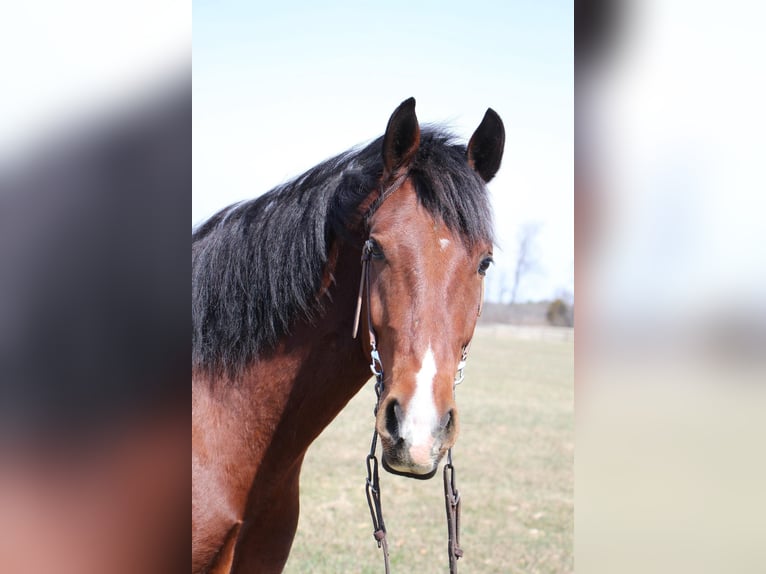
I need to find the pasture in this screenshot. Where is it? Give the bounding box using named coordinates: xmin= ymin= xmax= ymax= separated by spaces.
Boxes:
xmin=284 ymin=326 xmax=573 ymax=573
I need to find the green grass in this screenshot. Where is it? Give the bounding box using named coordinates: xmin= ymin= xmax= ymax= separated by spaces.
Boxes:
xmin=283 ymin=327 xmax=573 ymax=573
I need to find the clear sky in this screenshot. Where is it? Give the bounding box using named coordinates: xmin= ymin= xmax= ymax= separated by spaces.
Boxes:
xmin=193 ymin=0 xmax=573 ymax=302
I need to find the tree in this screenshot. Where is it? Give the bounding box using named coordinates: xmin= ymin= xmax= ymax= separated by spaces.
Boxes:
xmin=510 ymin=222 xmax=542 ymax=304
xmin=546 ymin=298 xmax=574 ymax=327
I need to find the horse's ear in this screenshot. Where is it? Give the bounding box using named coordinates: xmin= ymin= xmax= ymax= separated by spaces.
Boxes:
xmin=467 ymin=108 xmax=505 ymax=183
xmin=382 ymin=97 xmax=420 ymax=178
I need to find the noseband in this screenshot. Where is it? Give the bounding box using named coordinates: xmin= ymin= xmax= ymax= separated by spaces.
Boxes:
xmin=351 ymin=174 xmax=480 ymax=574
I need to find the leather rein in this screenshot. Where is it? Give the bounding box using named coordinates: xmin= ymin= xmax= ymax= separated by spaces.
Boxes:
xmin=351 ymin=174 xmax=482 ymax=573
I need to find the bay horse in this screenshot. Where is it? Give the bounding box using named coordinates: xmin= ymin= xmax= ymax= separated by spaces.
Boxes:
xmin=192 ymin=98 xmax=504 ymax=573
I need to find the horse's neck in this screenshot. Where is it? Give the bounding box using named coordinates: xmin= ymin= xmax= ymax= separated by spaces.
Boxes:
xmin=245 ymin=242 xmax=370 ymax=471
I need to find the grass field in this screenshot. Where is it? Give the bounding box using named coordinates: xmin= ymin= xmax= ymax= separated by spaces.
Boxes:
xmin=283 ymin=326 xmax=573 ymax=573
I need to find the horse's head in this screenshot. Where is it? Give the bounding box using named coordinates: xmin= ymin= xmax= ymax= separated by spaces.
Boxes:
xmin=359 ymin=98 xmax=504 ymax=478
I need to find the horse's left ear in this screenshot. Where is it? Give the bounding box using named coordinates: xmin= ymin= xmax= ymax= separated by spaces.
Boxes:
xmin=382 ymin=97 xmax=421 ymax=179
xmin=467 ymin=108 xmax=505 ymax=183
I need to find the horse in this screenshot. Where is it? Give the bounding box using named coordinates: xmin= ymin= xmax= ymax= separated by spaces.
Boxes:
xmin=192 ymin=98 xmax=504 ymax=573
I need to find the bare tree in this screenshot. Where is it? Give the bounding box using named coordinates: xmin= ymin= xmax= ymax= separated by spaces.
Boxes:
xmin=498 ymin=268 xmax=512 ymax=303
xmin=510 ymin=222 xmax=542 ymax=303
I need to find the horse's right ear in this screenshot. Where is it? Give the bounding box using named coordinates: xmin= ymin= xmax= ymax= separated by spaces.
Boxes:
xmin=382 ymin=97 xmax=420 ymax=179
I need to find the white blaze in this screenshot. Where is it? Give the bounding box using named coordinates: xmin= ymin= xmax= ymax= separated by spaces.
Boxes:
xmin=439 ymin=238 xmax=450 ymax=250
xmin=401 ymin=344 xmax=439 ymax=463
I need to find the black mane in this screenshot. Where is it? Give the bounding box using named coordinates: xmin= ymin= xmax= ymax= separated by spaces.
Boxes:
xmin=192 ymin=127 xmax=494 ymax=379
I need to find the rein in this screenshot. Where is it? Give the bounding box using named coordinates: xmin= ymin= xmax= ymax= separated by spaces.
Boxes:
xmin=351 ymin=176 xmax=478 ymax=573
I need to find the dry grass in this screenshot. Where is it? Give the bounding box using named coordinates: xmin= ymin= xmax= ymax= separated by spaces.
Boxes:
xmin=283 ymin=327 xmax=573 ymax=573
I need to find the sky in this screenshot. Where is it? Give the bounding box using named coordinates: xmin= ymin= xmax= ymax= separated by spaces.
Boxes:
xmin=193 ymin=1 xmax=573 ymax=302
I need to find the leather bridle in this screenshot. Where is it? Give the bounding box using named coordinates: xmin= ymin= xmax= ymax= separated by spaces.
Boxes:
xmin=351 ymin=175 xmax=483 ymax=573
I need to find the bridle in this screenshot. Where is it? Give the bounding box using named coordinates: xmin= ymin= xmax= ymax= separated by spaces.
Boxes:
xmin=351 ymin=174 xmax=483 ymax=573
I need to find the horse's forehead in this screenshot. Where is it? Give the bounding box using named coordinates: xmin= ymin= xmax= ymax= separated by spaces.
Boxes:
xmin=372 ymin=182 xmax=427 ymax=223
xmin=371 ymin=183 xmax=458 ymax=249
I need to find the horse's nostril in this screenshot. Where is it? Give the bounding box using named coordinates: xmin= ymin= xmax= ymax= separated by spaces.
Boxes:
xmin=441 ymin=409 xmax=455 ymax=433
xmin=385 ymin=400 xmax=402 ymax=441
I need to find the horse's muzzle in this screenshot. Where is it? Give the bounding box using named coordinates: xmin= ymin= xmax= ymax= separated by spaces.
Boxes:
xmin=381 ymin=453 xmax=440 ymax=480
xmin=376 ymin=397 xmax=457 ymax=479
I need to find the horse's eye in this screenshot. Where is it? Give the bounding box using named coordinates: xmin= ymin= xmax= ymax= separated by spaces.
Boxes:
xmin=366 ymin=238 xmax=385 ymax=260
xmin=478 ymin=257 xmax=493 ymax=276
